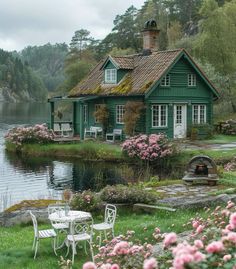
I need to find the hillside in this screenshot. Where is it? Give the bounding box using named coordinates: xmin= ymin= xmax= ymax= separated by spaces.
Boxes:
xmin=0 ymin=49 xmax=47 ymax=102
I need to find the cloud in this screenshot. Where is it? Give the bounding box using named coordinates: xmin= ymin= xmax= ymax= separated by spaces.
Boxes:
xmin=0 ymin=0 xmax=144 ymax=51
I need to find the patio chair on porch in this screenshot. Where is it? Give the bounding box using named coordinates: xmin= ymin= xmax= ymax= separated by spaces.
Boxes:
xmin=61 ymin=123 xmax=73 ymax=137
xmin=53 ymin=123 xmax=63 ymax=136
xmin=84 ymin=126 xmax=103 ymax=139
xmin=106 ymin=129 xmax=122 ymax=142
xmin=29 ymin=211 xmax=57 ymax=259
xmin=92 ymin=204 xmax=117 ymax=246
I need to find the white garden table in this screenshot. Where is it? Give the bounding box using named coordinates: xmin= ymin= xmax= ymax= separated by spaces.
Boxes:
xmin=49 ymin=210 xmax=92 ymax=234
xmin=49 ymin=210 xmax=92 ymax=252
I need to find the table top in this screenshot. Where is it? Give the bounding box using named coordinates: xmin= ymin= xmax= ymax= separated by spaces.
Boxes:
xmin=49 ymin=210 xmax=91 ymax=223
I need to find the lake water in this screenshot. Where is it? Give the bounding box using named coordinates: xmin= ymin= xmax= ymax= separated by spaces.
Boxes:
xmin=0 ymin=103 xmax=135 ymax=211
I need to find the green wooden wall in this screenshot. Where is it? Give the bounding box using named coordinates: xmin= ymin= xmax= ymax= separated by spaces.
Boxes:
xmin=146 ymin=56 xmax=213 ymax=138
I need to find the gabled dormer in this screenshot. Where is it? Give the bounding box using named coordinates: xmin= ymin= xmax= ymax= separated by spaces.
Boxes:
xmin=101 ymin=55 xmax=134 ymax=85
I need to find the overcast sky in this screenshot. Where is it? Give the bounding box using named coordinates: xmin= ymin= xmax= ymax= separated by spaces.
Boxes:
xmin=0 ymin=0 xmax=144 ymax=52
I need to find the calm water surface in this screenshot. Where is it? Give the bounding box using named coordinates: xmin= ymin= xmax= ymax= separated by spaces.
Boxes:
xmin=0 ymin=103 xmax=131 ymax=211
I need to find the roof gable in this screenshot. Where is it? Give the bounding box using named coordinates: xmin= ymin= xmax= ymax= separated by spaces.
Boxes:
xmin=101 ymin=55 xmax=134 ymax=70
xmin=145 ymin=49 xmax=219 ymax=100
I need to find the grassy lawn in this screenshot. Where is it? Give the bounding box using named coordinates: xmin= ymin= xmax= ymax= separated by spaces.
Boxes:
xmin=196 ymin=134 xmax=236 ymax=144
xmin=0 ymin=207 xmax=207 ymax=269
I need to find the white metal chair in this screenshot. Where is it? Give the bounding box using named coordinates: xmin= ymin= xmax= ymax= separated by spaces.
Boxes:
xmin=61 ymin=123 xmax=73 ymax=137
xmin=92 ymin=204 xmax=117 ymax=246
xmin=53 ymin=123 xmax=63 ymax=136
xmin=106 ymin=129 xmax=122 ymax=142
xmin=84 ymin=126 xmax=103 ymax=139
xmin=66 ymin=218 xmax=94 ymax=264
xmin=29 ymin=211 xmax=57 ymax=259
xmin=48 ymin=204 xmax=70 ymax=247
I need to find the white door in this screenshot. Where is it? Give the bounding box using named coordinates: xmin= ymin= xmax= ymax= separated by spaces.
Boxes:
xmin=173 ymin=104 xmax=187 ymax=138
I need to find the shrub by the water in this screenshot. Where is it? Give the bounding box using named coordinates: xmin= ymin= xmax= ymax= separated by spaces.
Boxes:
xmin=5 ymin=124 xmax=53 ymax=147
xmin=70 ymin=190 xmax=102 ymax=212
xmin=100 ymin=185 xmax=158 ymax=204
xmin=122 ymin=134 xmax=174 ymax=162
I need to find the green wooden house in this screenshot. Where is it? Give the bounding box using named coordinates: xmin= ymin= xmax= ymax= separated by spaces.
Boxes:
xmin=49 ymin=20 xmax=219 ymax=140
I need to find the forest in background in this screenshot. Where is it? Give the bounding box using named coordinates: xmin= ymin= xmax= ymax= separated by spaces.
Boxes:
xmin=0 ymin=0 xmax=236 ymax=119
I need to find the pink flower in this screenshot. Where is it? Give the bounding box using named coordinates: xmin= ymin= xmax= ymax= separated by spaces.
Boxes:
xmin=143 ymin=257 xmax=158 ymax=269
xmin=113 ymin=241 xmax=129 ymax=255
xmin=196 ymin=225 xmax=204 ymax=234
xmin=223 ymin=232 xmax=236 ymax=244
xmin=192 ymin=220 xmax=199 ymax=229
xmin=83 ymin=262 xmax=97 ymax=269
xmin=163 ymin=232 xmax=177 ymax=248
xmin=111 ymin=264 xmax=120 ymax=269
xmin=227 ymin=201 xmax=235 ymax=209
xmin=194 ymin=240 xmax=204 ymax=249
xmin=206 ymin=241 xmax=224 ymax=253
xmin=223 ymin=254 xmax=232 ymax=262
xmin=230 ymin=212 xmax=236 ymax=228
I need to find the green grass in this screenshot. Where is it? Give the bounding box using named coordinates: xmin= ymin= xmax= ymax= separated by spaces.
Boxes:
xmin=198 ymin=134 xmax=236 ymax=144
xmin=6 ymin=141 xmax=123 ymax=161
xmin=0 ymin=208 xmax=207 ymax=269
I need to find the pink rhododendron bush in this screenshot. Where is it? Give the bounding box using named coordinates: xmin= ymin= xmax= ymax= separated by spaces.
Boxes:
xmin=122 ymin=134 xmax=174 ymax=162
xmin=5 ymin=124 xmax=54 ymax=146
xmin=82 ymin=201 xmax=236 ymax=269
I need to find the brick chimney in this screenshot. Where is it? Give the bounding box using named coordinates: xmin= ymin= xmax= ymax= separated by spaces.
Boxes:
xmin=142 ymin=19 xmax=160 ymax=55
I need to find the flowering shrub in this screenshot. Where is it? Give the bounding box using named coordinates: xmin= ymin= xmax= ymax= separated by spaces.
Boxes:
xmin=100 ymin=185 xmax=158 ymax=204
xmin=122 ymin=134 xmax=174 ymax=162
xmin=82 ymin=201 xmax=236 ymax=269
xmin=70 ymin=190 xmax=102 ymax=212
xmin=5 ymin=124 xmax=54 ymax=147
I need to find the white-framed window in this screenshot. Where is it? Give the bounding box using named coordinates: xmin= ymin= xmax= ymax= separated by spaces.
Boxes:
xmin=116 ymin=105 xmax=125 ymax=124
xmin=161 ymin=74 xmax=170 ymax=86
xmin=83 ymin=104 xmax=88 ymax=123
xmin=188 ymin=74 xmax=196 ymax=86
xmin=152 ymin=105 xmax=168 ymax=127
xmin=192 ymin=105 xmax=206 ymax=124
xmin=94 ymin=104 xmax=101 ymax=123
xmin=105 ymin=69 xmax=117 ymax=84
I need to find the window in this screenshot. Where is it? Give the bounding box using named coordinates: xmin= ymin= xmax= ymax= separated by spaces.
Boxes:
xmin=152 ymin=105 xmax=168 ymax=127
xmin=116 ymin=105 xmax=125 ymax=124
xmin=188 ymin=74 xmax=196 ymax=86
xmin=192 ymin=105 xmax=206 ymax=124
xmin=161 ymin=74 xmax=170 ymax=86
xmin=94 ymin=104 xmax=101 ymax=123
xmin=105 ymin=69 xmax=117 ymax=84
xmin=83 ymin=104 xmax=88 ymax=123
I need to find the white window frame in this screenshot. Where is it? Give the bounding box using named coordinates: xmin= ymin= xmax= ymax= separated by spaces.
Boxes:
xmin=105 ymin=69 xmax=117 ymax=84
xmin=94 ymin=104 xmax=101 ymax=123
xmin=152 ymin=105 xmax=168 ymax=128
xmin=84 ymin=104 xmax=88 ymax=123
xmin=188 ymin=74 xmax=196 ymax=86
xmin=161 ymin=74 xmax=170 ymax=87
xmin=192 ymin=105 xmax=206 ymax=124
xmin=116 ymin=105 xmax=125 ymax=124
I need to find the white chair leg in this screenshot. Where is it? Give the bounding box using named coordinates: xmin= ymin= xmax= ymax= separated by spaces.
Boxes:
xmin=112 ymin=228 xmax=115 ymax=238
xmin=72 ymin=243 xmax=75 ymax=264
xmin=90 ymin=242 xmax=94 ymax=262
xmin=99 ymin=231 xmax=102 ymax=247
xmin=34 ymin=240 xmax=39 ymax=259
xmin=65 ymin=243 xmax=70 ymax=257
xmin=32 ymin=237 xmax=36 ymax=250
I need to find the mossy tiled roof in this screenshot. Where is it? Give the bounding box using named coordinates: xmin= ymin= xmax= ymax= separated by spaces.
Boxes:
xmin=69 ymin=48 xmax=218 ymax=98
